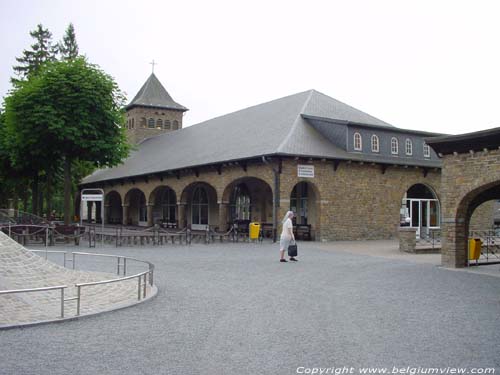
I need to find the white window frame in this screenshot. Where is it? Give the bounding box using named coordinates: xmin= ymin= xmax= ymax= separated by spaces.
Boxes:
xmin=371 ymin=135 xmax=379 ymax=153
xmin=423 ymin=143 xmax=431 ymax=158
xmin=391 ymin=137 xmax=398 ymax=155
xmin=353 ymin=132 xmax=362 ymax=151
xmin=405 ymin=138 xmax=413 ymax=156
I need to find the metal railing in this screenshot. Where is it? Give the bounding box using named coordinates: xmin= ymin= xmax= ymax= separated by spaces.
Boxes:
xmin=0 ymin=251 xmax=155 ymax=323
xmin=0 ymin=285 xmax=68 ymax=318
xmin=416 ymin=229 xmax=442 ymax=249
xmin=468 ymin=229 xmax=500 ymax=265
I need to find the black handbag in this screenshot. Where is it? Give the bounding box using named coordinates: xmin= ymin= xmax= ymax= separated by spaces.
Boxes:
xmin=288 ymin=241 xmax=298 ymax=257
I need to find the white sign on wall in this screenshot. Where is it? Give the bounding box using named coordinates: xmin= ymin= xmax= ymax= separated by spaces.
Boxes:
xmin=297 ymin=164 xmax=315 ymax=178
xmin=81 ymin=194 xmax=104 ymax=202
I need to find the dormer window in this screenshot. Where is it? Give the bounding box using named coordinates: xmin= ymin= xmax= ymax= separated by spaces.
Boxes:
xmin=405 ymin=139 xmax=413 ymax=156
xmin=371 ymin=135 xmax=379 ymax=153
xmin=423 ymin=143 xmax=431 ymax=158
xmin=353 ymin=132 xmax=362 ymax=151
xmin=391 ymin=137 xmax=399 ymax=155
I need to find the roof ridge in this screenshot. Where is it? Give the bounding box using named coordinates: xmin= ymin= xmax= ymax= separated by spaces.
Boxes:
xmin=276 ymin=89 xmax=315 ymax=153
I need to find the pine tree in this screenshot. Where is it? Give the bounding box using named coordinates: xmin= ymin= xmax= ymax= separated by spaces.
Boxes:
xmin=59 ymin=23 xmax=79 ymax=61
xmin=12 ymin=24 xmax=58 ymax=84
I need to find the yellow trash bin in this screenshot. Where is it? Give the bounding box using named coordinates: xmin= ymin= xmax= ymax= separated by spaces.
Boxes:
xmin=249 ymin=222 xmax=260 ymax=240
xmin=468 ymin=238 xmax=482 ymax=260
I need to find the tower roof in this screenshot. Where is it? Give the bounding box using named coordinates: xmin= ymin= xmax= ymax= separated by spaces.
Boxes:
xmin=126 ymin=73 xmax=188 ymax=111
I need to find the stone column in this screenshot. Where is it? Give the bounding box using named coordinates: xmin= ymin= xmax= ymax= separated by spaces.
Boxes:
xmin=441 ymin=219 xmax=468 ymax=268
xmin=218 ymin=202 xmax=229 ymax=231
xmin=122 ymin=204 xmax=129 ymax=226
xmin=398 ymin=227 xmax=417 ymax=253
xmin=147 ymin=203 xmax=154 ymax=226
xmin=178 ymin=203 xmax=187 ymax=229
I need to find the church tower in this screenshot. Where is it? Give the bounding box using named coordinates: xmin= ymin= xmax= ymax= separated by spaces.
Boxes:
xmin=125 ymin=73 xmax=188 ymax=144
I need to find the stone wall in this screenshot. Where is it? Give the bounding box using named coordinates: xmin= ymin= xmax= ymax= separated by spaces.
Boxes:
xmin=126 ymin=106 xmax=184 ymax=144
xmin=95 ymin=158 xmax=442 ymax=241
xmin=440 ymin=148 xmax=500 ymax=267
xmin=469 ymin=200 xmax=495 ymax=231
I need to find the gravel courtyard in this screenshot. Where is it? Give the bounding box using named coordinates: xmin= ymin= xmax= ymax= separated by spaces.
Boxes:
xmin=1 ymin=241 xmax=499 ymax=375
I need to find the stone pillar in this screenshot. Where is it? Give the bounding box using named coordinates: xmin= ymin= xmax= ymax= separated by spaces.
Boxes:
xmin=122 ymin=204 xmax=129 ymax=226
xmin=399 ymin=227 xmax=417 ymax=253
xmin=147 ymin=203 xmax=154 ymax=226
xmin=178 ymin=203 xmax=187 ymax=229
xmin=218 ymin=202 xmax=229 ymax=231
xmin=441 ymin=219 xmax=468 ymax=268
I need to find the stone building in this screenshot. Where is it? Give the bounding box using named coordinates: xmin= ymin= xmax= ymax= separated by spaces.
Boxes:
xmin=426 ymin=128 xmax=500 ymax=267
xmin=80 ymin=74 xmax=446 ymax=241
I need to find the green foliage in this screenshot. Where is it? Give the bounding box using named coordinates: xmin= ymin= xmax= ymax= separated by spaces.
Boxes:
xmin=59 ymin=23 xmax=79 ymax=61
xmin=12 ymin=24 xmax=58 ymax=85
xmin=5 ymin=57 xmax=129 ymax=168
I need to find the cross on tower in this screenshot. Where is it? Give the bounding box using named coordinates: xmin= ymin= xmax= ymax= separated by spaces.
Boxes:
xmin=150 ymin=59 xmax=157 ymax=73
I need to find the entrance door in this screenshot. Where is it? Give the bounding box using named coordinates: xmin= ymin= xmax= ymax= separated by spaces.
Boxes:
xmin=405 ymin=198 xmax=439 ymax=238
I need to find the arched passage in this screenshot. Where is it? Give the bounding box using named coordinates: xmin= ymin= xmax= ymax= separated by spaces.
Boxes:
xmin=289 ymin=181 xmax=320 ymax=240
xmin=452 ymin=181 xmax=500 ymax=266
xmin=181 ymin=182 xmax=218 ymax=230
xmin=401 ymin=183 xmax=440 ymax=239
xmin=124 ymin=188 xmax=147 ymax=226
xmin=221 ymin=177 xmax=274 ymax=232
xmin=149 ymin=186 xmax=177 ymax=226
xmin=105 ymin=191 xmax=122 ymax=224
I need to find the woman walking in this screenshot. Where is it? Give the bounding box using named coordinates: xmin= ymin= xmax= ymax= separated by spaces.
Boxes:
xmin=279 ymin=211 xmax=297 ymax=262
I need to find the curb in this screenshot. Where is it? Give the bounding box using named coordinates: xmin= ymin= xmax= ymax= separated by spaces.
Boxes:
xmin=0 ymin=285 xmax=159 ymax=330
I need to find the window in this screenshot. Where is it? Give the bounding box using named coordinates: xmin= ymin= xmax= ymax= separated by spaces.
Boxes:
xmin=156 ymin=119 xmax=163 ymax=129
xmin=148 ymin=118 xmax=155 ymax=128
xmin=405 ymin=139 xmax=413 ymax=155
xmin=423 ymin=143 xmax=431 ymax=158
xmin=230 ymin=184 xmax=251 ymax=221
xmin=353 ymin=132 xmax=362 ymax=151
xmin=173 ymin=120 xmax=179 ymax=130
xmin=165 ymin=120 xmax=171 ymax=130
xmin=131 ymin=118 xmax=135 ymax=129
xmin=391 ymin=137 xmax=398 ymax=155
xmin=371 ymin=135 xmax=379 ymax=153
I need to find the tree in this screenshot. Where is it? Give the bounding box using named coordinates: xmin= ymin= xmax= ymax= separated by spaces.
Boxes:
xmin=4 ymin=57 xmax=130 ymax=224
xmin=10 ymin=23 xmax=58 ymax=215
xmin=12 ymin=24 xmax=58 ymax=84
xmin=59 ymin=23 xmax=79 ymax=61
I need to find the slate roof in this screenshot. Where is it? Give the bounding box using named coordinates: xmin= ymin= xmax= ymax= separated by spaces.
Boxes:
xmin=82 ymin=89 xmax=440 ymax=185
xmin=125 ymin=73 xmax=188 ymax=111
xmin=426 ymin=127 xmax=500 ymax=155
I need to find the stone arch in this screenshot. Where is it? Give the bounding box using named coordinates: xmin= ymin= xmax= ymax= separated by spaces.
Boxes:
xmin=149 ymin=185 xmax=178 ymax=226
xmin=288 ymin=181 xmax=321 ymax=240
xmin=400 ymin=183 xmax=441 ymax=239
xmin=104 ymin=191 xmax=122 ymax=225
xmin=180 ymin=182 xmax=218 ymax=230
xmin=447 ymin=181 xmax=500 ymax=266
xmin=124 ymin=188 xmax=148 ymax=226
xmin=221 ymin=177 xmax=274 ymax=231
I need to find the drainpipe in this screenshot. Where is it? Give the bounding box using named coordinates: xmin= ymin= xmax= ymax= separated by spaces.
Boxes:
xmin=262 ymin=156 xmax=280 ymax=242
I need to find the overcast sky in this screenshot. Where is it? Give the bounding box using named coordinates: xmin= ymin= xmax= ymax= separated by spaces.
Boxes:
xmin=1 ymin=0 xmax=499 ymax=135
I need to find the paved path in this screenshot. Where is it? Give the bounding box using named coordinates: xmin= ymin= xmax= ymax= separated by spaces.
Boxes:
xmin=0 ymin=233 xmax=153 ymax=326
xmin=0 ymin=240 xmax=499 ymax=375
